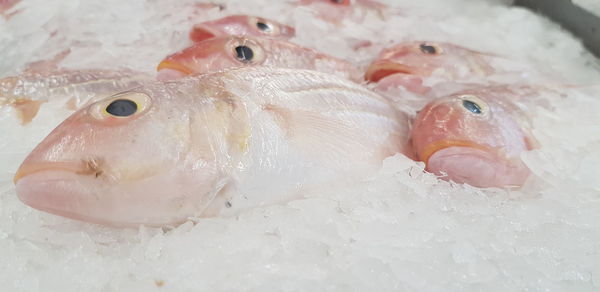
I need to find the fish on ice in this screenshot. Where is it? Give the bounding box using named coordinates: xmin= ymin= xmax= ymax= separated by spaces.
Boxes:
xmin=189 ymin=15 xmax=295 ymax=43
xmin=410 ymin=85 xmax=542 ymax=188
xmin=14 ymin=67 xmax=410 ymax=226
xmin=157 ymin=36 xmax=362 ymax=81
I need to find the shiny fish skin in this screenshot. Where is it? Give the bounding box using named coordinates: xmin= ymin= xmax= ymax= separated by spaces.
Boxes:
xmin=14 ymin=67 xmax=410 ymax=226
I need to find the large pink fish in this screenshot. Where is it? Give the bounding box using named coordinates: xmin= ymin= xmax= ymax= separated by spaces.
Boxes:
xmin=1 ymin=69 xmax=149 ymax=124
xmin=365 ymin=41 xmax=498 ymax=94
xmin=410 ymin=85 xmax=540 ymax=188
xmin=157 ymin=36 xmax=362 ymax=82
xmin=14 ymin=67 xmax=410 ymax=226
xmin=190 ymin=15 xmax=295 ymax=43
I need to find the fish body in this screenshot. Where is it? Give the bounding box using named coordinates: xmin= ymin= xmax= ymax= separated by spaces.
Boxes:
xmin=0 ymin=69 xmax=150 ymax=123
xmin=190 ymin=15 xmax=295 ymax=43
xmin=14 ymin=67 xmax=410 ymax=226
xmin=157 ymin=36 xmax=362 ymax=82
xmin=410 ymin=85 xmax=540 ymax=188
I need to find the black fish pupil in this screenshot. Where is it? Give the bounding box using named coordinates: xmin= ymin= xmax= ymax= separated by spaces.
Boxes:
xmin=106 ymin=99 xmax=137 ymax=117
xmin=420 ymin=43 xmax=437 ymax=54
xmin=256 ymin=22 xmax=270 ymax=32
xmin=462 ymin=100 xmax=482 ymax=114
xmin=331 ymin=0 xmax=344 ymax=3
xmin=235 ymin=45 xmax=254 ymax=62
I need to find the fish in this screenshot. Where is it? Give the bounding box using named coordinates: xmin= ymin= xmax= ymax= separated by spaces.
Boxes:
xmin=296 ymin=0 xmax=387 ymax=23
xmin=0 ymin=69 xmax=150 ymax=124
xmin=365 ymin=41 xmax=499 ymax=94
xmin=190 ymin=15 xmax=295 ymax=43
xmin=410 ymin=85 xmax=541 ymax=188
xmin=157 ymin=36 xmax=362 ymax=82
xmin=14 ymin=67 xmax=410 ymax=226
xmin=0 ymin=0 xmax=20 ymax=19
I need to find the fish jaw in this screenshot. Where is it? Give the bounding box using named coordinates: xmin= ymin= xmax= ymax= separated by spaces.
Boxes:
xmin=364 ymin=61 xmax=414 ymax=83
xmin=425 ymin=146 xmax=530 ymax=188
xmin=14 ymin=167 xmax=205 ymax=226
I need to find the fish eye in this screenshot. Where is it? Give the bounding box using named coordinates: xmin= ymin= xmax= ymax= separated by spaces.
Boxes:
xmin=462 ymin=100 xmax=482 ymax=114
xmin=229 ymin=38 xmax=265 ymax=65
xmin=105 ymin=99 xmax=137 ymax=117
xmin=256 ymin=21 xmax=272 ymax=32
xmin=330 ymin=0 xmax=348 ymax=4
xmin=234 ymin=45 xmax=254 ymax=62
xmin=419 ymin=43 xmax=440 ymax=55
xmin=90 ymin=92 xmax=151 ymax=122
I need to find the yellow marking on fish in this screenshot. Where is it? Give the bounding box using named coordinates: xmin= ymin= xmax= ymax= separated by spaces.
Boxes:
xmin=419 ymin=139 xmax=493 ymax=165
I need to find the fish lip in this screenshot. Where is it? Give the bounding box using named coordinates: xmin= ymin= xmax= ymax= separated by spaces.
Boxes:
xmin=189 ymin=25 xmax=217 ymax=43
xmin=418 ymin=140 xmax=493 ymax=165
xmin=13 ymin=161 xmax=83 ymax=184
xmin=156 ymin=60 xmax=195 ymax=75
xmin=364 ymin=61 xmax=414 ymax=83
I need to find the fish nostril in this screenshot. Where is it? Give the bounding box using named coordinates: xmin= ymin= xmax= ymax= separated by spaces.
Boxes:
xmin=77 ymin=157 xmax=105 ymax=178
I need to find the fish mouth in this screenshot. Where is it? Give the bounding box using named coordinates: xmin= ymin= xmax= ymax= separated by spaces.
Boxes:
xmin=156 ymin=60 xmax=194 ymax=77
xmin=364 ymin=61 xmax=413 ymax=83
xmin=422 ymin=143 xmax=529 ymax=188
xmin=418 ymin=139 xmax=492 ymax=165
xmin=189 ymin=25 xmax=217 ymax=43
xmin=14 ymin=161 xmax=85 ymax=184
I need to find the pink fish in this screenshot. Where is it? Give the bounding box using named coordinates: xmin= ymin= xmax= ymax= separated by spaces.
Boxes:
xmin=0 ymin=0 xmax=20 ymax=18
xmin=410 ymin=85 xmax=540 ymax=188
xmin=296 ymin=0 xmax=387 ymax=23
xmin=365 ymin=41 xmax=497 ymax=94
xmin=190 ymin=15 xmax=295 ymax=43
xmin=157 ymin=36 xmax=362 ymax=82
xmin=0 ymin=69 xmax=149 ymax=124
xmin=14 ymin=67 xmax=410 ymax=226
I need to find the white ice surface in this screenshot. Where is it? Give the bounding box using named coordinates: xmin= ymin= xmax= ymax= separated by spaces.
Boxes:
xmin=1 ymin=0 xmax=600 ymax=291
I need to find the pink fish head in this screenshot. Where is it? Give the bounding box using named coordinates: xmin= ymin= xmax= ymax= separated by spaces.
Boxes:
xmin=157 ymin=36 xmax=360 ymax=81
xmin=190 ymin=15 xmax=295 ymax=43
xmin=410 ymin=90 xmax=534 ymax=188
xmin=14 ymin=87 xmax=231 ymax=226
xmin=365 ymin=41 xmax=495 ymax=86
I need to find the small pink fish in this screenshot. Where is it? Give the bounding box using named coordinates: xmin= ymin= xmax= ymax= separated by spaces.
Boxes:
xmin=190 ymin=15 xmax=295 ymax=43
xmin=157 ymin=36 xmax=362 ymax=82
xmin=296 ymin=0 xmax=387 ymax=23
xmin=365 ymin=41 xmax=497 ymax=94
xmin=410 ymin=85 xmax=540 ymax=188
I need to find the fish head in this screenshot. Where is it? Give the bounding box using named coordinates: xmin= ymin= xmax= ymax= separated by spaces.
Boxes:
xmin=365 ymin=41 xmax=493 ymax=85
xmin=157 ymin=36 xmax=268 ymax=80
xmin=14 ymin=84 xmax=235 ymax=226
xmin=299 ymin=0 xmax=351 ymax=6
xmin=190 ymin=15 xmax=295 ymax=43
xmin=410 ymin=91 xmax=532 ymax=188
